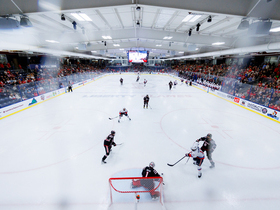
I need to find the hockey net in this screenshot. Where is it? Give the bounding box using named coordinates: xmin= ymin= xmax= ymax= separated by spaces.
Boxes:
xmin=108 ymin=177 xmax=164 ymax=209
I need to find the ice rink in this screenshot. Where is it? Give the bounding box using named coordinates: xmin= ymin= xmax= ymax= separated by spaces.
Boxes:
xmin=0 ymin=73 xmax=280 ymax=210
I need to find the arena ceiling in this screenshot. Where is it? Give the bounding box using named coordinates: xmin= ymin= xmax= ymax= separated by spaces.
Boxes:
xmin=1 ymin=0 xmax=280 ymax=60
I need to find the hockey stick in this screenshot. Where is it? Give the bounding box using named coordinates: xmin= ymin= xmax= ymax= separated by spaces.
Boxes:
xmin=185 ymin=157 xmax=190 ymax=164
xmin=149 ymin=104 xmax=152 ymax=109
xmin=109 ymin=116 xmax=118 ymax=120
xmin=116 ymin=143 xmax=123 ymax=146
xmin=167 ymin=156 xmax=186 ymax=167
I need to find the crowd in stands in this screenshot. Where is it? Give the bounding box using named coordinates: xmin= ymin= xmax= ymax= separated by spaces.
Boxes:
xmin=1 ymin=60 xmax=280 ymax=111
xmin=175 ymin=62 xmax=280 ymax=111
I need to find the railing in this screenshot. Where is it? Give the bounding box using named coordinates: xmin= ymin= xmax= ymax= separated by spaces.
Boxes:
xmin=0 ymin=69 xmax=178 ymax=109
xmin=0 ymin=72 xmax=102 ymax=108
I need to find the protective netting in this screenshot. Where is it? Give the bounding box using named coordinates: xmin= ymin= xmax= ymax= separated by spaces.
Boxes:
xmin=109 ymin=177 xmax=163 ymax=205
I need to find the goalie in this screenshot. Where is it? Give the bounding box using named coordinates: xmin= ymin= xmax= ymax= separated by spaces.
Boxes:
xmin=131 ymin=162 xmax=162 ymax=200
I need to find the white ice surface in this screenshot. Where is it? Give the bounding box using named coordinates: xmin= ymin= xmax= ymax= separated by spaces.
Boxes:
xmin=0 ymin=73 xmax=280 ymax=210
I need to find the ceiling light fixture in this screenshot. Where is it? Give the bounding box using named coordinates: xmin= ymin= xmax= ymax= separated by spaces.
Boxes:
xmin=71 ymin=13 xmax=92 ymax=21
xmin=163 ymin=36 xmax=173 ymax=39
xmin=212 ymin=42 xmax=225 ymax=45
xmin=61 ymin=14 xmax=65 ymax=21
xmin=270 ymin=27 xmax=280 ymax=32
xmin=207 ymin=16 xmax=212 ymax=22
xmin=113 ymin=44 xmax=120 ymax=46
xmin=188 ymin=29 xmax=192 ymax=36
xmin=182 ymin=14 xmax=201 ymax=22
xmin=45 ymin=40 xmax=59 ymax=43
xmin=156 ymin=45 xmax=162 ymax=47
xmin=102 ymin=36 xmax=112 ymax=39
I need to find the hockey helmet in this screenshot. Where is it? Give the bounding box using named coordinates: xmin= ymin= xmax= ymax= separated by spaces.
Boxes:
xmin=149 ymin=162 xmax=155 ymax=168
xmin=191 ymin=145 xmax=198 ymax=151
xmin=111 ymin=130 xmax=116 ymax=135
xmin=123 ymin=108 xmax=126 ymax=111
xmin=207 ymin=133 xmax=212 ymax=139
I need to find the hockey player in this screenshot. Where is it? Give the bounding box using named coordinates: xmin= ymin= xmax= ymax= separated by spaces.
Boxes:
xmin=174 ymin=80 xmax=178 ymax=87
xmin=68 ymin=81 xmax=73 ymax=92
xmin=143 ymin=79 xmax=147 ymax=87
xmin=120 ymin=78 xmax=123 ymax=85
xmin=169 ymin=81 xmax=173 ymax=90
xmin=196 ymin=133 xmax=216 ymax=168
xmin=102 ymin=130 xmax=116 ymax=164
xmin=185 ymin=142 xmax=205 ymax=178
xmin=118 ymin=108 xmax=131 ymax=123
xmin=131 ymin=162 xmax=162 ymax=199
xmin=143 ymin=95 xmax=149 ymax=109
xmin=136 ymin=75 xmax=140 ymax=82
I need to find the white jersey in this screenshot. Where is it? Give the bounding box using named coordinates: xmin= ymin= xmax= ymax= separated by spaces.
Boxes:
xmin=119 ymin=108 xmax=128 ymax=114
xmin=190 ymin=143 xmax=205 ymax=159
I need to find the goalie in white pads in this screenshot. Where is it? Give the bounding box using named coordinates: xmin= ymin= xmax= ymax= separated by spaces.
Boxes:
xmin=118 ymin=108 xmax=131 ymax=123
xmin=186 ymin=142 xmax=205 ymax=178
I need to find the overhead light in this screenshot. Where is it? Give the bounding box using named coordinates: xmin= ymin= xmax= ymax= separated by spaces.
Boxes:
xmin=79 ymin=13 xmax=92 ymax=21
xmin=119 ymin=48 xmax=124 ymax=50
xmin=61 ymin=14 xmax=65 ymax=21
xmin=45 ymin=40 xmax=59 ymax=43
xmin=20 ymin=16 xmax=32 ymax=27
xmin=207 ymin=16 xmax=212 ymax=22
xmin=136 ymin=20 xmax=140 ymax=26
xmin=212 ymin=42 xmax=225 ymax=45
xmin=270 ymin=27 xmax=280 ymax=32
xmin=72 ymin=21 xmax=77 ymax=30
xmin=188 ymin=29 xmax=192 ymax=36
xmin=237 ymin=19 xmax=249 ymax=30
xmin=178 ymin=52 xmax=184 ymax=53
xmin=91 ymin=51 xmax=97 ymax=53
xmin=163 ymin=36 xmax=173 ymax=39
xmin=182 ymin=14 xmax=201 ymax=22
xmin=113 ymin=44 xmax=120 ymax=46
xmin=136 ymin=6 xmax=141 ymax=11
xmin=156 ymin=45 xmax=162 ymax=46
xmin=71 ymin=13 xmax=92 ymax=21
xmin=102 ymin=36 xmax=112 ymax=39
xmin=196 ymin=23 xmax=200 ymax=31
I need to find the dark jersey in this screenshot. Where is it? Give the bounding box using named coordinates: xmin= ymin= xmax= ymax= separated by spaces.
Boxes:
xmin=144 ymin=96 xmax=149 ymax=103
xmin=142 ymin=166 xmax=161 ymax=177
xmin=198 ymin=137 xmax=216 ymax=152
xmin=104 ymin=134 xmax=116 ymax=147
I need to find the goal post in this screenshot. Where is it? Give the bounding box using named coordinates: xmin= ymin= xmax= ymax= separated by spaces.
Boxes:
xmin=108 ymin=177 xmax=164 ymax=207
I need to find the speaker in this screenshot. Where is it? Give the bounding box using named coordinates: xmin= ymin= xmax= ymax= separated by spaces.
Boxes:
xmin=0 ymin=18 xmax=20 ymax=29
xmin=248 ymin=21 xmax=272 ymax=36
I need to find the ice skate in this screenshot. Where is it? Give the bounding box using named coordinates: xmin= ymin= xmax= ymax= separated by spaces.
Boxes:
xmin=118 ymin=119 xmax=120 ymax=123
xmin=198 ymin=172 xmax=202 ymax=178
xmin=210 ymin=162 xmax=215 ymax=169
xmin=102 ymin=159 xmax=107 ymax=164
